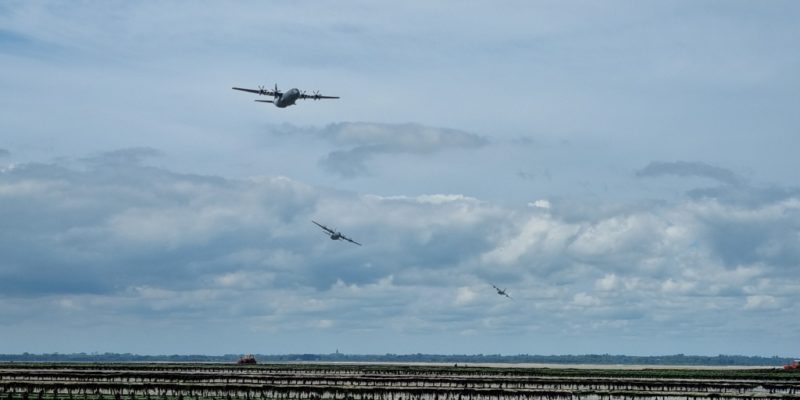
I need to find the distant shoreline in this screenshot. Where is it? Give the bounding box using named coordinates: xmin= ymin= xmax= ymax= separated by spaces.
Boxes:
xmin=0 ymin=360 xmax=782 ymax=370
xmin=0 ymin=353 xmax=794 ymax=367
xmin=289 ymin=361 xmax=779 ymax=370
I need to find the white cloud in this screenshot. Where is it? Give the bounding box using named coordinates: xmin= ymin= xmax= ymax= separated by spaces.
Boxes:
xmin=572 ymin=292 xmax=601 ymax=307
xmin=415 ymin=194 xmax=479 ymax=205
xmin=134 ymin=286 xmax=174 ymax=300
xmin=481 ymin=214 xmax=579 ymax=265
xmin=55 ymin=298 xmax=81 ymax=311
xmin=314 ymin=319 xmax=334 ymax=329
xmin=454 ymin=286 xmax=478 ymax=306
xmin=569 ymin=214 xmax=664 ymax=259
xmin=660 ymin=279 xmax=696 ymax=294
xmin=529 ymin=199 xmax=551 ymax=209
xmin=595 ymin=274 xmax=619 ymax=291
xmin=743 ymin=295 xmax=780 ymax=311
xmin=0 ymin=179 xmax=66 ymax=197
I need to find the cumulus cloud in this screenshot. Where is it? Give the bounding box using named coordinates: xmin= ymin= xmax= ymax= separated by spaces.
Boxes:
xmin=636 ymin=161 xmax=743 ymax=186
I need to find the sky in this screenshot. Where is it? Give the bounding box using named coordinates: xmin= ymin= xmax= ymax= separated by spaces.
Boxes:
xmin=1 ymin=1 xmax=799 ymax=357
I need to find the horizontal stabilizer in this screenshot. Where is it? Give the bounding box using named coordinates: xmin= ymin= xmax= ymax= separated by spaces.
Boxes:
xmin=255 ymin=100 xmax=274 ymax=103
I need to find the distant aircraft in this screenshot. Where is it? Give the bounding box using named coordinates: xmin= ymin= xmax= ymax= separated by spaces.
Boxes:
xmin=491 ymin=284 xmax=512 ymax=299
xmin=232 ymin=84 xmax=339 ymax=108
xmin=312 ymin=220 xmax=362 ymax=246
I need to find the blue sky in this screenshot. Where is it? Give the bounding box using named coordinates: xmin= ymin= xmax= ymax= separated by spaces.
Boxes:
xmin=1 ymin=1 xmax=799 ymax=357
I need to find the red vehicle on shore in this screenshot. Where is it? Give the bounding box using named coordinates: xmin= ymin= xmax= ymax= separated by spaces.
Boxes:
xmin=237 ymin=354 xmax=257 ymax=364
xmin=784 ymin=360 xmax=799 ymax=370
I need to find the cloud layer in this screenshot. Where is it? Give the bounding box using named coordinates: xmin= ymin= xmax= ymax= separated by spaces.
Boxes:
xmin=0 ymin=151 xmax=797 ymax=355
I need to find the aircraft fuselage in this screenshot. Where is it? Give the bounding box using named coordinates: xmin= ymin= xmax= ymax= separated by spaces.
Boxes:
xmin=274 ymin=88 xmax=301 ymax=108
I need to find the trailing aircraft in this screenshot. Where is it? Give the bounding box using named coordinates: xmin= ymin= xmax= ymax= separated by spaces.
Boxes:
xmin=491 ymin=284 xmax=512 ymax=299
xmin=312 ymin=220 xmax=361 ymax=246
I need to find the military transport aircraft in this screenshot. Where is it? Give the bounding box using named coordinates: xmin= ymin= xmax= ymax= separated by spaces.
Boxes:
xmin=232 ymin=84 xmax=339 ymax=108
xmin=492 ymin=284 xmax=512 ymax=299
xmin=312 ymin=220 xmax=362 ymax=246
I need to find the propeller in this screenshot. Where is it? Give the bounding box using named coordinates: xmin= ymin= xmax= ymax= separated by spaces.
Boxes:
xmin=257 ymin=85 xmax=267 ymax=95
xmin=313 ymin=90 xmax=321 ymax=100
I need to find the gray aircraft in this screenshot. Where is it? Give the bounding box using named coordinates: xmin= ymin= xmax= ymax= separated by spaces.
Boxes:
xmin=312 ymin=220 xmax=362 ymax=246
xmin=232 ymin=84 xmax=339 ymax=108
xmin=491 ymin=284 xmax=512 ymax=299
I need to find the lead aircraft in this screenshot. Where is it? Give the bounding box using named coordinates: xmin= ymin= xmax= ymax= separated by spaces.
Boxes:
xmin=232 ymin=84 xmax=339 ymax=108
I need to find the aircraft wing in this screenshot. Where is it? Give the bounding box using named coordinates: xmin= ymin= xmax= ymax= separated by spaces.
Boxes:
xmin=342 ymin=235 xmax=362 ymax=246
xmin=299 ymin=92 xmax=340 ymax=100
xmin=232 ymin=87 xmax=278 ymax=96
xmin=312 ymin=220 xmax=335 ymax=235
